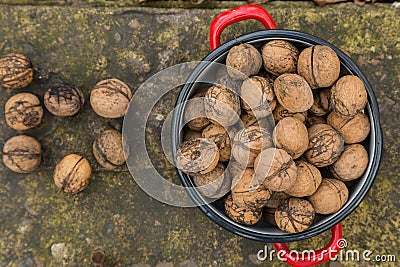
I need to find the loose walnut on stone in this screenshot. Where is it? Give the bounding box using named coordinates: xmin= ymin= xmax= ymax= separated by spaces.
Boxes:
xmin=226 ymin=44 xmax=262 ymax=78
xmin=262 ymin=40 xmax=299 ymax=76
xmin=305 ymin=124 xmax=344 ymax=167
xmin=330 ymin=144 xmax=368 ymax=181
xmin=2 ymin=135 xmax=41 ymax=173
xmin=275 ymin=198 xmax=315 ymax=233
xmin=5 ymin=93 xmax=43 ymax=130
xmin=192 ymin=163 xmax=231 ymax=199
xmin=54 ymin=154 xmax=92 ymax=194
xmin=308 ymin=178 xmax=348 ymax=214
xmin=93 ymin=129 xmax=126 ymax=169
xmin=297 ymin=45 xmax=341 ymax=89
xmin=0 ymin=53 xmax=33 ymax=89
xmin=232 ymin=125 xmax=273 ymax=167
xmin=231 ymin=168 xmax=272 ymax=209
xmin=274 ymin=74 xmax=313 ymax=113
xmin=204 ymin=84 xmax=240 ymax=127
xmin=285 ymin=161 xmax=322 ymax=197
xmin=273 ymin=117 xmax=309 ymax=159
xmin=225 ymin=195 xmax=263 ymax=226
xmin=331 ymin=75 xmax=367 ymax=118
xmin=90 ymin=79 xmax=132 ymax=118
xmin=176 ymin=138 xmax=219 ymax=174
xmin=44 ymin=83 xmax=84 ymax=117
xmin=254 ymin=148 xmax=297 ymax=192
xmin=327 ymin=111 xmax=370 ymax=144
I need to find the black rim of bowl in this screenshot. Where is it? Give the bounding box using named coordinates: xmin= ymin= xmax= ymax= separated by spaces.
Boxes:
xmin=172 ymin=30 xmax=383 ymax=242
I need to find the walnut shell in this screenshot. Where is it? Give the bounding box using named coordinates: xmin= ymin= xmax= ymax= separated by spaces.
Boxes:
xmin=240 ymin=76 xmax=276 ymax=118
xmin=273 ymin=103 xmax=307 ymax=123
xmin=240 ymin=111 xmax=258 ymax=128
xmin=275 ymin=198 xmax=315 ymax=233
xmin=90 ymin=79 xmax=132 ymax=118
xmin=5 ymin=93 xmax=43 ymax=130
xmin=232 ymin=125 xmax=273 ymax=167
xmin=309 ymin=88 xmax=332 ymax=116
xmin=330 ymin=144 xmax=368 ymax=181
xmin=254 ymin=148 xmax=297 ymax=192
xmin=44 ymin=83 xmax=84 ymax=117
xmin=184 ymin=89 xmax=210 ymax=131
xmin=227 ymin=159 xmax=246 ymax=180
xmin=331 ymin=75 xmax=367 ymax=118
xmin=262 ymin=40 xmax=299 ymax=76
xmin=273 ymin=117 xmax=308 ymax=159
xmin=297 ymin=45 xmax=340 ymax=89
xmin=306 ymin=114 xmax=327 ymax=127
xmin=176 ymin=138 xmax=219 ymax=174
xmin=327 ymin=111 xmax=370 ymax=144
xmin=54 ymin=154 xmax=92 ymax=194
xmin=224 ymin=195 xmax=263 ymax=226
xmin=2 ymin=135 xmax=41 ymax=173
xmin=264 ymin=191 xmax=291 ymax=209
xmin=305 ymin=124 xmax=344 ymax=167
xmin=308 ymin=178 xmax=348 ymax=214
xmin=183 ymin=129 xmax=202 ymax=141
xmin=204 ymin=84 xmax=240 ymax=127
xmin=0 ymin=53 xmax=33 ymax=89
xmin=274 ymin=74 xmax=313 ymax=113
xmin=284 ymin=161 xmax=322 ymax=197
xmin=226 ymin=44 xmax=262 ymax=78
xmin=202 ymin=123 xmax=231 ymax=162
xmin=191 ymin=163 xmax=231 ymax=199
xmin=93 ymin=129 xmax=125 ymax=169
xmin=231 ymin=168 xmax=272 ymax=209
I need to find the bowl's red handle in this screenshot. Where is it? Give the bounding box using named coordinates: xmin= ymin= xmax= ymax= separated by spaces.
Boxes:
xmin=209 ymin=4 xmax=278 ymax=51
xmin=273 ymin=223 xmax=343 ymax=267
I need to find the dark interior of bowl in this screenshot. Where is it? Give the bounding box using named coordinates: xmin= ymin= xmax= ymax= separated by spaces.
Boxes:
xmin=172 ymin=30 xmax=382 ymax=242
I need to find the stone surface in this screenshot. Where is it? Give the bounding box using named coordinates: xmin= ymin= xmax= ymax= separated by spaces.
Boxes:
xmin=0 ymin=2 xmax=398 ymax=267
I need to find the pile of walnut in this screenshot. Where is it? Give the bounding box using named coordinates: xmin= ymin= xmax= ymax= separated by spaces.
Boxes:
xmin=176 ymin=41 xmax=370 ymax=234
xmin=1 ymin=53 xmax=129 ymax=194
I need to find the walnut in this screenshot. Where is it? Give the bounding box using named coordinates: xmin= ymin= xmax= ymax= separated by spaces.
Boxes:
xmin=227 ymin=159 xmax=246 ymax=180
xmin=5 ymin=93 xmax=43 ymax=130
xmin=44 ymin=83 xmax=84 ymax=117
xmin=231 ymin=168 xmax=272 ymax=209
xmin=53 ymin=154 xmax=92 ymax=194
xmin=240 ymin=76 xmax=276 ymax=118
xmin=274 ymin=74 xmax=313 ymax=113
xmin=273 ymin=117 xmax=309 ymax=159
xmin=184 ymin=88 xmax=210 ymax=131
xmin=202 ymin=123 xmax=231 ymax=162
xmin=90 ymin=79 xmax=132 ymax=118
xmin=254 ymin=148 xmax=297 ymax=192
xmin=297 ymin=45 xmax=340 ymax=89
xmin=93 ymin=129 xmax=125 ymax=169
xmin=232 ymin=125 xmax=273 ymax=167
xmin=273 ymin=103 xmax=307 ymax=123
xmin=306 ymin=114 xmax=327 ymax=127
xmin=284 ymin=161 xmax=322 ymax=197
xmin=176 ymin=138 xmax=219 ymax=174
xmin=2 ymin=135 xmax=41 ymax=173
xmin=226 ymin=44 xmax=262 ymax=78
xmin=275 ymin=198 xmax=315 ymax=233
xmin=183 ymin=129 xmax=202 ymax=141
xmin=309 ymin=88 xmax=332 ymax=116
xmin=331 ymin=75 xmax=367 ymax=118
xmin=330 ymin=144 xmax=368 ymax=181
xmin=308 ymin=178 xmax=349 ymax=214
xmin=224 ymin=195 xmax=263 ymax=226
xmin=0 ymin=53 xmax=33 ymax=89
xmin=264 ymin=191 xmax=290 ymax=209
xmin=305 ymin=124 xmax=344 ymax=167
xmin=327 ymin=111 xmax=370 ymax=144
xmin=240 ymin=111 xmax=258 ymax=128
xmin=204 ymin=84 xmax=240 ymax=127
xmin=262 ymin=40 xmax=299 ymax=76
xmin=191 ymin=163 xmax=231 ymax=199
